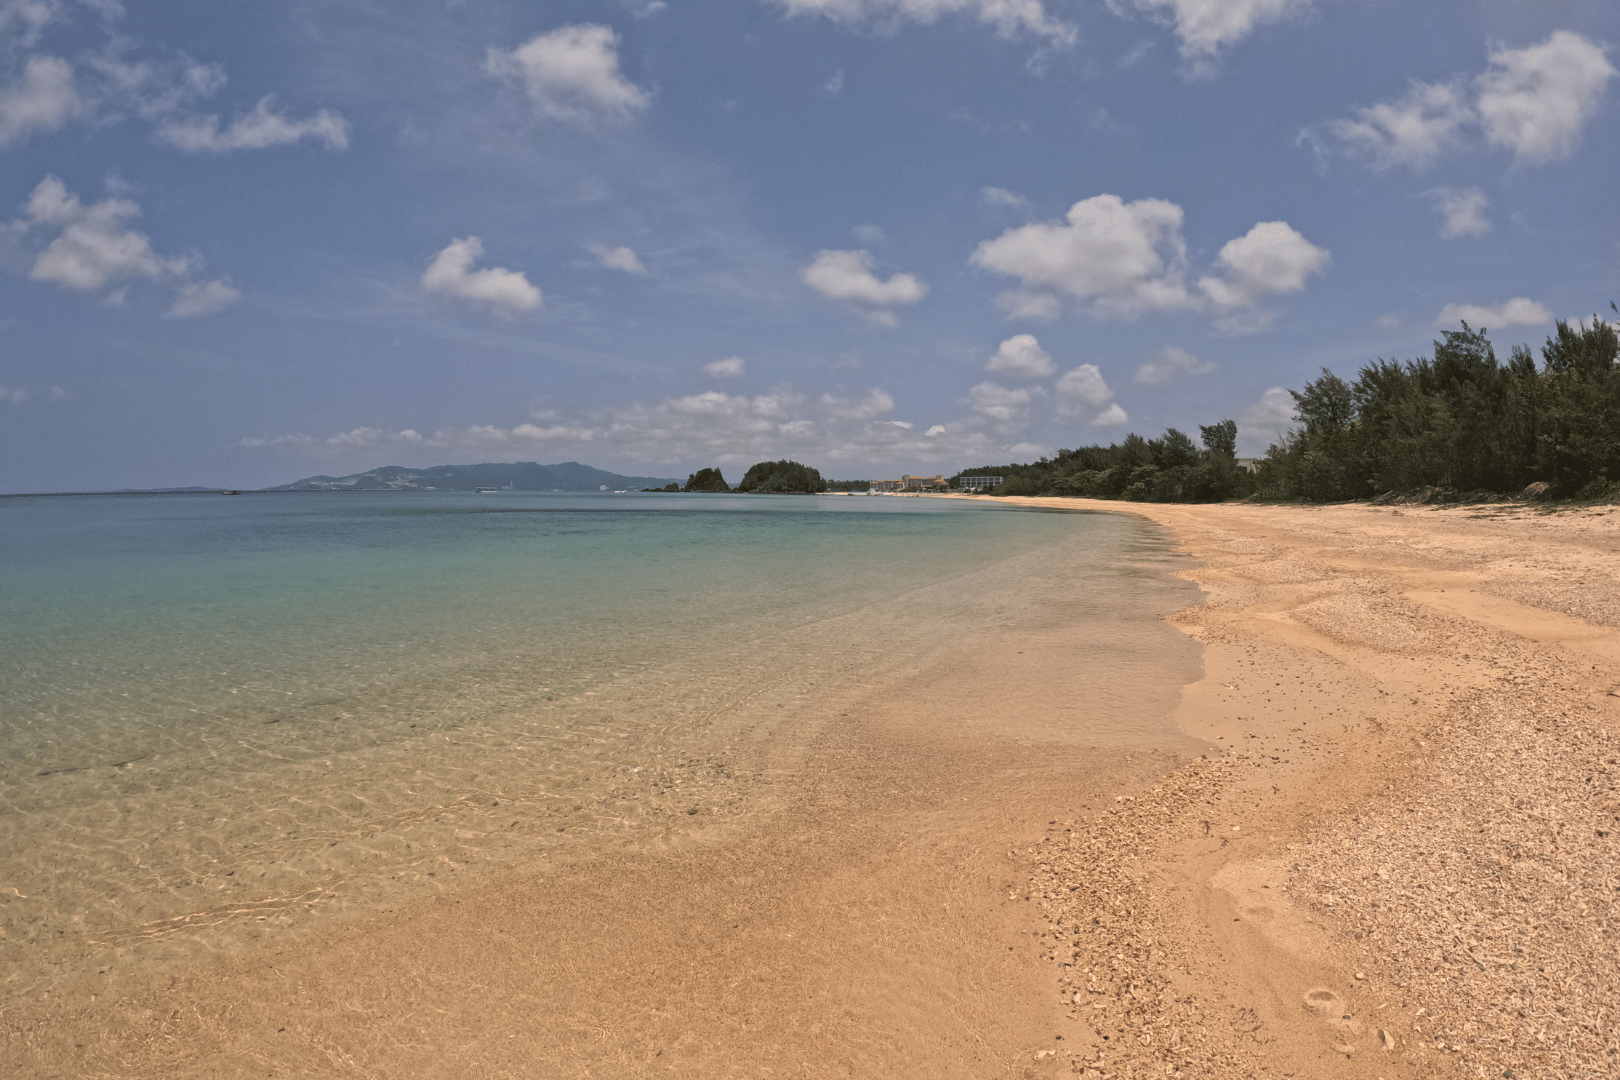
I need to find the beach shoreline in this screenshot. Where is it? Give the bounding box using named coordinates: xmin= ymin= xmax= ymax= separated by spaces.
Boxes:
xmin=6 ymin=497 xmax=1616 ymax=1078
xmin=977 ymin=496 xmax=1620 ymax=1078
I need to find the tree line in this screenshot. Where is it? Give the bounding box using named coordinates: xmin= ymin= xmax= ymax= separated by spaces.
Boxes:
xmin=955 ymin=311 xmax=1619 ymax=504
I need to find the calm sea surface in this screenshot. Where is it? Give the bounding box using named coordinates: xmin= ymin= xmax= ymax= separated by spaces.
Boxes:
xmin=0 ymin=490 xmax=1200 ymax=997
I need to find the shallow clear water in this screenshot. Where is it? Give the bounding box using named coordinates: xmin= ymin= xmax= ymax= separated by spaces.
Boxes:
xmin=0 ymin=490 xmax=1200 ymax=995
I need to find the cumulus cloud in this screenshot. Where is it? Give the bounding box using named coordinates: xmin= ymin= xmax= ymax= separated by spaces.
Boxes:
xmin=1238 ymin=386 xmax=1295 ymax=454
xmin=1434 ymin=298 xmax=1550 ymax=330
xmin=986 ymin=333 xmax=1055 ymax=378
xmin=1306 ymin=31 xmax=1615 ymax=171
xmin=800 ymin=248 xmax=927 ymax=325
xmin=156 ymin=95 xmax=349 ymax=152
xmin=1197 ymin=221 xmax=1330 ymax=311
xmin=1477 ymin=31 xmax=1616 ymax=165
xmin=421 ymin=237 xmax=542 ymax=316
xmin=0 ymin=6 xmax=350 ymax=153
xmin=6 ymin=175 xmax=234 ymax=314
xmin=971 ymin=193 xmax=1190 ymax=320
xmin=1134 ymin=344 xmax=1216 ymax=384
xmin=1120 ymin=0 xmax=1315 ymax=60
xmin=168 ymin=277 xmax=239 ymax=317
xmin=1304 ymin=80 xmax=1473 ymax=171
xmin=1054 ymin=364 xmax=1123 ymax=424
xmin=822 ymin=68 xmax=844 ymax=97
xmin=973 ymin=195 xmax=1325 ymax=327
xmin=242 ymin=384 xmax=1025 ymax=474
xmin=703 ymin=356 xmax=747 ymax=379
xmin=766 ymin=0 xmax=1076 ymax=45
xmin=588 ymin=242 xmax=648 ymax=275
xmin=0 ymin=54 xmax=80 ymax=146
xmin=486 ymin=24 xmax=650 ymax=125
xmin=968 ymin=381 xmax=1033 ymax=423
xmin=1093 ymin=403 xmax=1128 ymax=426
xmin=1424 ymin=186 xmax=1491 ymax=239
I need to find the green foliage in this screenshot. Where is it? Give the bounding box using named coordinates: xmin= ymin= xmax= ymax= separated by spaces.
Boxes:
xmin=735 ymin=459 xmax=827 ymax=494
xmin=662 ymin=482 xmax=680 ymax=491
xmin=683 ymin=467 xmax=731 ymax=492
xmin=954 ymin=417 xmax=1255 ymax=504
xmin=1259 ymin=307 xmax=1620 ymax=501
xmin=1199 ymin=419 xmax=1237 ymax=458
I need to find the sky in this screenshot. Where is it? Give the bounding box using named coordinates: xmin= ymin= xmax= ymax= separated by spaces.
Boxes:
xmin=1 ymin=0 xmax=1616 ymax=491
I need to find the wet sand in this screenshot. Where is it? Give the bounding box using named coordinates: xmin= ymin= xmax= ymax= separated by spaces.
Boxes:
xmin=1 ymin=514 xmax=1206 ymax=1079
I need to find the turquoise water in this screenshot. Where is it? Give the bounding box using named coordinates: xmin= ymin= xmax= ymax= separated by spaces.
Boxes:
xmin=0 ymin=490 xmax=1200 ymax=995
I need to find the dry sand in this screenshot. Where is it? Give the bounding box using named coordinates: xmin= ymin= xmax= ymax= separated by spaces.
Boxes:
xmin=991 ymin=496 xmax=1620 ymax=1079
xmin=4 ymin=498 xmax=1617 ymax=1078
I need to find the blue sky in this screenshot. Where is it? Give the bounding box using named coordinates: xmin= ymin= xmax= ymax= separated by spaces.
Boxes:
xmin=1 ymin=0 xmax=1616 ymax=490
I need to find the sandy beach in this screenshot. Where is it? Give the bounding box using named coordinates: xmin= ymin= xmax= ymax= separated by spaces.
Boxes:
xmin=990 ymin=496 xmax=1620 ymax=1078
xmin=4 ymin=498 xmax=1617 ymax=1078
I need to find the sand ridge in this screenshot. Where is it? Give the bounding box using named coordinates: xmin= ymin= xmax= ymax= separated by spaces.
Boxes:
xmin=986 ymin=497 xmax=1620 ymax=1078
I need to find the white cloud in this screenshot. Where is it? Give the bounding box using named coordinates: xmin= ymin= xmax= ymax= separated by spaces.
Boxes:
xmin=850 ymin=223 xmax=886 ymax=245
xmin=588 ymin=242 xmax=648 ymax=275
xmin=0 ymin=54 xmax=80 ymax=146
xmin=767 ymin=0 xmax=1076 ymax=45
xmin=968 ymin=381 xmax=1032 ymax=422
xmin=1197 ymin=221 xmax=1330 ymax=311
xmin=244 ymin=381 xmax=1089 ymax=475
xmin=622 ymin=0 xmax=667 ymax=16
xmin=486 ymin=24 xmax=650 ymax=125
xmin=973 ymin=197 xmax=1326 ymax=326
xmin=979 ymin=186 xmax=1030 ymax=212
xmin=1434 ymin=298 xmax=1550 ymax=329
xmin=1093 ymin=402 xmax=1128 ymax=426
xmin=0 ymin=385 xmax=28 ymax=403
xmin=703 ymin=356 xmax=747 ymax=378
xmin=1424 ymin=186 xmax=1490 ymax=239
xmin=0 ymin=1 xmax=66 ymax=47
xmin=156 ymin=95 xmax=349 ymax=152
xmin=1307 ymin=80 xmax=1473 ymax=171
xmin=13 ymin=175 xmax=195 ymax=293
xmin=1121 ymin=0 xmax=1315 ymax=59
xmin=986 ymin=333 xmax=1055 ymax=378
xmin=820 ymin=387 xmax=895 ymax=419
xmin=1054 ymin=363 xmax=1118 ymax=420
xmin=1477 ymin=31 xmax=1616 ymax=165
xmin=1237 ymin=386 xmax=1294 ymax=454
xmin=800 ymin=248 xmax=927 ymax=325
xmin=168 ymin=277 xmax=239 ymax=317
xmin=1307 ymin=31 xmax=1615 ymax=171
xmin=421 ymin=237 xmax=542 ymax=316
xmin=822 ymin=68 xmax=844 ymax=97
xmin=1134 ymin=344 xmax=1216 ymax=384
xmin=971 ymin=193 xmax=1190 ymax=319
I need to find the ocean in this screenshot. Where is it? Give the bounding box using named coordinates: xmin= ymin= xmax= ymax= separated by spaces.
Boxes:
xmin=0 ymin=490 xmax=1202 ymax=1002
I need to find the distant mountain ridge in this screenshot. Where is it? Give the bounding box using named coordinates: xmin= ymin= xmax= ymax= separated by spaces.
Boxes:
xmin=267 ymin=461 xmax=681 ymax=492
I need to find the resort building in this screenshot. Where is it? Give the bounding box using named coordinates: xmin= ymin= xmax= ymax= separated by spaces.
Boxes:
xmin=957 ymin=475 xmax=1004 ymax=491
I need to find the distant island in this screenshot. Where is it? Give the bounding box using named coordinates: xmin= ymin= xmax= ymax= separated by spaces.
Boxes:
xmin=269 ymin=461 xmax=681 ymax=492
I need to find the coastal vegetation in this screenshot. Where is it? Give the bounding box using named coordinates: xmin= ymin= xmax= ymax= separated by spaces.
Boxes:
xmin=958 ymin=312 xmax=1619 ymax=504
xmin=952 ymin=419 xmax=1254 ymax=504
xmin=682 ymin=467 xmax=731 ymax=492
xmin=1260 ymin=315 xmax=1619 ymax=502
xmin=735 ymin=459 xmax=828 ymax=494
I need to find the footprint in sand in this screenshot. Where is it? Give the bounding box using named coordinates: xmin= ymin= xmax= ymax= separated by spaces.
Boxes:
xmin=1303 ymin=987 xmax=1366 ymax=1054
